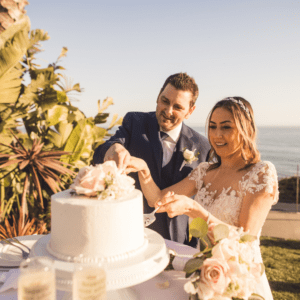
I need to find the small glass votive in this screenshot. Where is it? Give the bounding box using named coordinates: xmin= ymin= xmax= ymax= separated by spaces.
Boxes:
xmin=18 ymin=256 xmax=56 ymax=300
xmin=72 ymin=262 xmax=106 ymax=300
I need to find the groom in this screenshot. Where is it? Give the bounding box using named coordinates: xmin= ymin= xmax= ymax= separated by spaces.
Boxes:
xmin=93 ymin=73 xmax=210 ymax=246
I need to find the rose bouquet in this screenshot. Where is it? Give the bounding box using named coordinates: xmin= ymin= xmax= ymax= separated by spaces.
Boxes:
xmin=70 ymin=161 xmax=135 ymax=200
xmin=183 ymin=218 xmax=265 ymax=300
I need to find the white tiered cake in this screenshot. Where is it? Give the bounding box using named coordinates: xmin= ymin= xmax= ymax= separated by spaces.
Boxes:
xmin=30 ymin=161 xmax=169 ymax=293
xmin=47 ymin=188 xmax=146 ymax=263
xmin=46 ymin=161 xmax=146 ymax=263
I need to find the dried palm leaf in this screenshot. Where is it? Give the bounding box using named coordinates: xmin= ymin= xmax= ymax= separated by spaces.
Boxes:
xmin=0 ymin=208 xmax=47 ymax=240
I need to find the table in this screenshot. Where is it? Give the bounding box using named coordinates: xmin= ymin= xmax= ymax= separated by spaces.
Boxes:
xmin=0 ymin=238 xmax=197 ymax=300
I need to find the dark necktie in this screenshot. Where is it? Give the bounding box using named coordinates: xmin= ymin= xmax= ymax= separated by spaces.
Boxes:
xmin=160 ymin=131 xmax=169 ymax=140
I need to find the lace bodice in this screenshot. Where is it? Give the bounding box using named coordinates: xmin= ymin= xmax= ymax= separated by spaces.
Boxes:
xmin=189 ymin=161 xmax=278 ymax=263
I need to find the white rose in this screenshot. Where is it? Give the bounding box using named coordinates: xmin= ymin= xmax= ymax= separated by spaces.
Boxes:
xmin=183 ymin=149 xmax=195 ymax=161
xmin=111 ymin=174 xmax=135 ymax=198
xmin=101 ymin=160 xmax=119 ymax=177
xmin=183 ymin=281 xmax=197 ymax=295
xmin=212 ymin=238 xmax=239 ymax=261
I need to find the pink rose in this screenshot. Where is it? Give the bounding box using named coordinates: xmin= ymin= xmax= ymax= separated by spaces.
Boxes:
xmin=197 ymin=258 xmax=231 ymax=300
xmin=70 ymin=165 xmax=106 ymax=196
xmin=70 ymin=161 xmax=135 ymax=199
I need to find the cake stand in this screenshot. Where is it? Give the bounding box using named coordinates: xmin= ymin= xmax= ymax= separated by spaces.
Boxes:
xmin=30 ymin=228 xmax=169 ymax=299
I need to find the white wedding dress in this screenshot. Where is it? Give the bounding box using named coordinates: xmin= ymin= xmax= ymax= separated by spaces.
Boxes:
xmin=189 ymin=161 xmax=278 ymax=300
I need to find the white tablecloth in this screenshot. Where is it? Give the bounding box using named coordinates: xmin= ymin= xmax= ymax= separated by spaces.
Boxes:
xmin=0 ymin=238 xmax=197 ymax=300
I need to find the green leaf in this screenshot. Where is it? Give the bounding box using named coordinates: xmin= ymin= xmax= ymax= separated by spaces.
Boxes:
xmin=29 ymin=29 xmax=50 ymax=47
xmin=248 ymin=293 xmax=265 ymax=299
xmin=19 ymin=73 xmax=51 ymax=106
xmin=58 ymin=47 xmax=68 ymax=60
xmin=183 ymin=258 xmax=204 ymax=276
xmin=213 ymin=224 xmax=230 ymax=242
xmin=189 ymin=217 xmax=208 ymax=238
xmin=57 ymin=90 xmax=68 ymax=103
xmin=94 ymin=126 xmax=107 ymax=139
xmin=72 ymin=83 xmax=81 ymax=92
xmin=48 ymin=121 xmax=73 ymax=148
xmin=46 ymin=105 xmax=69 ymax=126
xmin=94 ymin=113 xmax=109 ymax=124
xmin=0 ymin=66 xmax=23 ymax=104
xmin=97 ymin=97 xmax=114 ymax=114
xmin=107 ymin=114 xmax=122 ymax=130
xmin=40 ymin=98 xmax=58 ymax=113
xmin=67 ymin=106 xmax=86 ymax=123
xmin=63 ymin=119 xmax=94 ymax=164
xmin=0 ymin=16 xmax=30 ymax=77
xmin=240 ymin=234 xmax=257 ymax=243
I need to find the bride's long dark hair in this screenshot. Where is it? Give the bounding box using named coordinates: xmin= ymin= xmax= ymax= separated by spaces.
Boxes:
xmin=206 ymin=97 xmax=260 ymax=171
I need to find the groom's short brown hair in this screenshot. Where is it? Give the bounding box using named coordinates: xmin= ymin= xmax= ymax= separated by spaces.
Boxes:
xmin=159 ymin=73 xmax=199 ymax=107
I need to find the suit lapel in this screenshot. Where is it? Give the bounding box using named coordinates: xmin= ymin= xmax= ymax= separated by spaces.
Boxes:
xmin=172 ymin=123 xmax=194 ymax=182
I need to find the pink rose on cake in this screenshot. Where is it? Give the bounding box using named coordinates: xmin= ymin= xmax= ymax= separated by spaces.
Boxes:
xmin=70 ymin=161 xmax=135 ymax=200
xmin=70 ymin=165 xmax=106 ymax=196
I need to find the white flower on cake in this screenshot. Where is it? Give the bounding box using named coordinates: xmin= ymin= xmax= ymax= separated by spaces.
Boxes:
xmin=70 ymin=161 xmax=135 ymax=200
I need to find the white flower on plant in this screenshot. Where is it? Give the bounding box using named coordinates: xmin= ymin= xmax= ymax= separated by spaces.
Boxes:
xmin=180 ymin=148 xmax=199 ymax=171
xmin=70 ymin=161 xmax=135 ymax=200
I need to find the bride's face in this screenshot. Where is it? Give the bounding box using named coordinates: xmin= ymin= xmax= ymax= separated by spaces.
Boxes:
xmin=209 ymin=107 xmax=242 ymax=158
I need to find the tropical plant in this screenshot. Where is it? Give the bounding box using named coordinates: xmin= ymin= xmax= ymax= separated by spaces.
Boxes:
xmin=0 ymin=5 xmax=122 ymax=228
xmin=0 ymin=208 xmax=47 ymax=240
xmin=0 ymin=132 xmax=76 ymax=226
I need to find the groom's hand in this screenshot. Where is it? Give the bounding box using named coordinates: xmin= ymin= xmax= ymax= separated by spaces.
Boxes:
xmin=104 ymin=143 xmax=131 ymax=171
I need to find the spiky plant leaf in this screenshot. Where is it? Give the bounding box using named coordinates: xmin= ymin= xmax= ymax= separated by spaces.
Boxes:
xmin=0 ymin=132 xmax=75 ymax=212
xmin=0 ymin=208 xmax=47 ymax=240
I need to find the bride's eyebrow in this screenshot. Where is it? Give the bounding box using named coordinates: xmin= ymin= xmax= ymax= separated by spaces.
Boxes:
xmin=209 ymin=120 xmax=232 ymax=124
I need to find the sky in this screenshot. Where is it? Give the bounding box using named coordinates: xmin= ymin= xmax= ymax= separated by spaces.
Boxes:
xmin=26 ymin=0 xmax=300 ymax=127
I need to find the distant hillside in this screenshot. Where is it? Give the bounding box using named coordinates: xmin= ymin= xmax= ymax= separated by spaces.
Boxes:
xmin=279 ymin=177 xmax=300 ymax=203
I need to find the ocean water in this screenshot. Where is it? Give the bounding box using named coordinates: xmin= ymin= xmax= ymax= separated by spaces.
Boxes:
xmin=192 ymin=126 xmax=300 ymax=179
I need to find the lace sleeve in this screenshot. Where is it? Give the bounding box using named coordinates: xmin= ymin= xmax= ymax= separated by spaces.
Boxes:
xmin=240 ymin=161 xmax=279 ymax=205
xmin=188 ymin=162 xmax=209 ymax=190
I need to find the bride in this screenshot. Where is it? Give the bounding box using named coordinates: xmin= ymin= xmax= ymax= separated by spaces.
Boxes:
xmin=126 ymin=97 xmax=278 ymax=300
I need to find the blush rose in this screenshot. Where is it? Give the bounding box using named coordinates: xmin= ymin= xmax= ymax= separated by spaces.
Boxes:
xmin=197 ymin=258 xmax=231 ymax=300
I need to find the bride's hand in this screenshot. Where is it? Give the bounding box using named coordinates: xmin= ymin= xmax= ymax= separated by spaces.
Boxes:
xmin=125 ymin=156 xmax=148 ymax=174
xmin=155 ymin=191 xmax=193 ymax=218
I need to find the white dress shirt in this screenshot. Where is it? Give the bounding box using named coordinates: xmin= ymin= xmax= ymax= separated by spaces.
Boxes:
xmin=160 ymin=123 xmax=182 ymax=167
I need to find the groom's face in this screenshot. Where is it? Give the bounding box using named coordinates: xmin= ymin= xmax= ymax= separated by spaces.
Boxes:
xmin=156 ymin=84 xmax=195 ymax=132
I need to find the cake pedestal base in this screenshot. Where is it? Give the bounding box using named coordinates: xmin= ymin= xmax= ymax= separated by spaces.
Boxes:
xmin=30 ymin=228 xmax=169 ymax=295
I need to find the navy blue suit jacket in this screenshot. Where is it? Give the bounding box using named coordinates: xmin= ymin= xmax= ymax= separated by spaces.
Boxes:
xmin=93 ymin=112 xmax=210 ymax=246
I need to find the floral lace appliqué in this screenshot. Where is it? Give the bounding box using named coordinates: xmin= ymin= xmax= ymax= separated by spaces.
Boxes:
xmin=188 ymin=161 xmax=278 ymax=226
xmin=188 ymin=161 xmax=278 ymax=264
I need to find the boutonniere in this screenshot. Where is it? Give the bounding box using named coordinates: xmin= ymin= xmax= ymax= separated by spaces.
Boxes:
xmin=179 ymin=148 xmax=199 ymax=171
